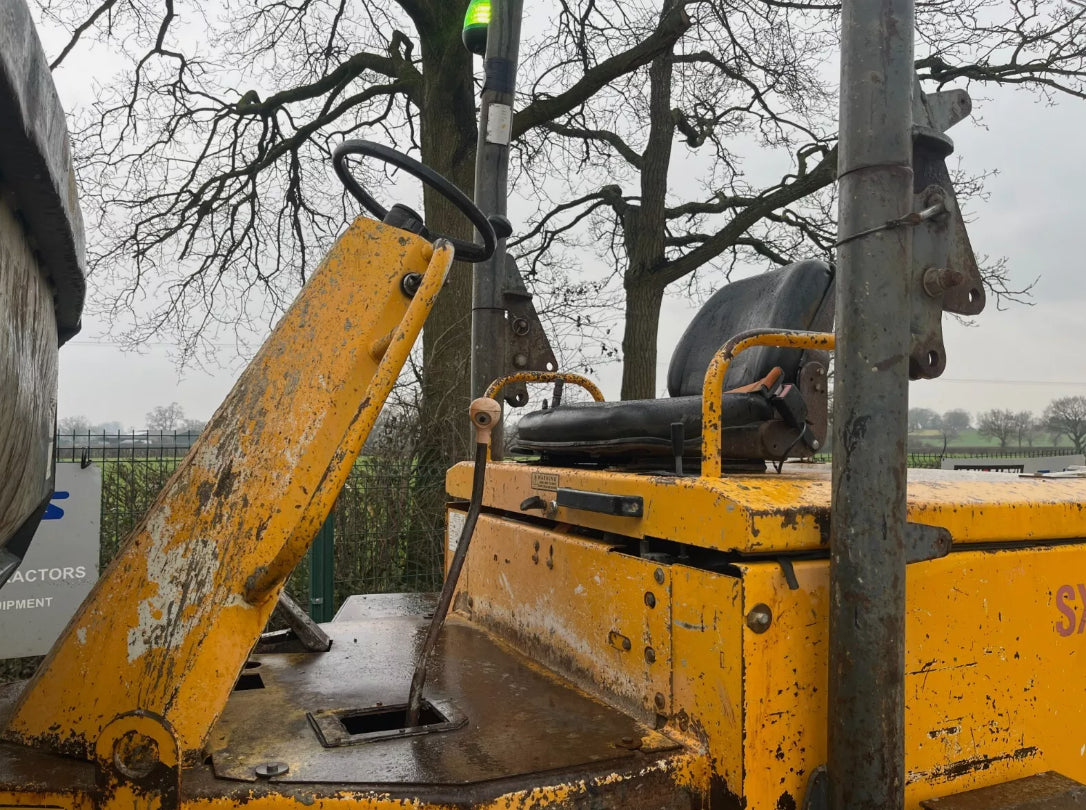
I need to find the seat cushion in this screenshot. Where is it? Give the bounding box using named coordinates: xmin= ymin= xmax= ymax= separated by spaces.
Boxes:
xmin=667 ymin=259 xmax=834 ymax=396
xmin=512 ymin=393 xmax=773 ymax=457
xmin=512 ymin=259 xmax=834 ymax=463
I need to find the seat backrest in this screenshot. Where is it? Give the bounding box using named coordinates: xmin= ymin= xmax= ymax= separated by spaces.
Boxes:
xmin=666 ymin=260 xmax=835 ymax=397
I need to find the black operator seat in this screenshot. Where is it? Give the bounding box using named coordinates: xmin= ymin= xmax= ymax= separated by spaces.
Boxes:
xmin=511 ymin=259 xmax=835 ymax=469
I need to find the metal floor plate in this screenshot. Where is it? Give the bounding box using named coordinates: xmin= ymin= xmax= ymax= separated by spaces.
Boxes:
xmin=921 ymin=772 xmax=1086 ymax=810
xmin=207 ymin=601 xmax=680 ymax=785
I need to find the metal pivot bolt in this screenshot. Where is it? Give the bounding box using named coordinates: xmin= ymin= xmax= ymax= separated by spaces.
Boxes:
xmin=644 ymin=646 xmax=656 ymax=664
xmin=746 ymin=604 xmax=773 ymax=634
xmin=112 ymin=731 xmax=159 ymax=780
xmin=255 ymin=761 xmax=289 ymax=778
xmin=922 ymin=266 xmax=965 ymax=298
xmin=400 ymin=272 xmax=423 ymax=297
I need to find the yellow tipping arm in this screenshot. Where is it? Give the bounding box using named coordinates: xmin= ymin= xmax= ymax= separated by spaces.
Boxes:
xmin=2 ymin=219 xmax=455 ymax=764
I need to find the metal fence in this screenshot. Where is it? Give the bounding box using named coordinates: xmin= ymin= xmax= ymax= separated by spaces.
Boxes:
xmin=54 ymin=432 xmax=448 ymax=616
xmin=903 ymin=446 xmax=1081 ymax=469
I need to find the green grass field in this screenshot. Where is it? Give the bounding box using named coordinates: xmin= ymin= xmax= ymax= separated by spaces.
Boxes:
xmin=908 ymin=428 xmax=1070 ymax=449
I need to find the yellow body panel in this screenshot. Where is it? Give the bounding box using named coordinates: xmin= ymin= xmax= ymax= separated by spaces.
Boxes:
xmin=451 ymin=460 xmax=1086 ymax=808
xmin=459 ymin=511 xmax=673 ymax=720
xmin=2 ymin=221 xmax=454 ymax=764
xmin=449 ymin=461 xmax=1086 ymax=553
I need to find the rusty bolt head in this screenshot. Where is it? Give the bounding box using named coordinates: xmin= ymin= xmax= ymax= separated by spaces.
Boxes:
xmin=255 ymin=761 xmax=289 ymax=779
xmin=745 ymin=604 xmax=773 ymax=634
xmin=112 ymin=731 xmax=159 ymax=780
xmin=644 ymin=591 xmax=656 ymax=609
xmin=644 ymin=646 xmax=656 ymax=664
xmin=922 ymin=266 xmax=965 ymax=298
xmin=654 ymin=692 xmax=666 ymax=711
xmin=654 ymin=568 xmax=665 ymax=585
xmin=615 ymin=736 xmax=641 ymax=750
xmin=513 ymin=353 xmax=529 ymax=368
xmin=511 ymin=317 xmax=530 ymax=336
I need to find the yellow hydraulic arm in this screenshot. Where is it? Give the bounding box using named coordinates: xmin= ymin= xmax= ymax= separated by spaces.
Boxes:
xmin=3 ymin=219 xmax=454 ymax=766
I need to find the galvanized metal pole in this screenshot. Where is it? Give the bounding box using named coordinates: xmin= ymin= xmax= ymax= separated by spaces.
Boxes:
xmin=830 ymin=0 xmax=914 ymax=803
xmin=470 ymin=0 xmax=523 ymax=458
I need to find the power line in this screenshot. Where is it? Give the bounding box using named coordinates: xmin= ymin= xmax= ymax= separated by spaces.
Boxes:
xmin=935 ymin=378 xmax=1086 ymax=387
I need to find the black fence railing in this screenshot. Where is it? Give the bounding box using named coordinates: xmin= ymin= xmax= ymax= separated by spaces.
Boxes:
xmin=812 ymin=446 xmax=1082 ymax=469
xmin=52 ymin=432 xmax=448 ymax=607
xmin=904 ymin=446 xmax=1082 ymax=469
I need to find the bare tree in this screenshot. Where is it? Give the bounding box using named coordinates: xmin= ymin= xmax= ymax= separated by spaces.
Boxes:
xmin=1012 ymin=410 xmax=1038 ymax=447
xmin=37 ymin=0 xmax=691 ymax=461
xmin=33 ymin=0 xmax=1086 ymax=421
xmin=514 ymin=0 xmax=1086 ymax=398
xmin=58 ymin=415 xmax=91 ymax=434
xmin=1044 ymin=396 xmax=1086 ymax=453
xmin=977 ymin=408 xmax=1017 ymax=448
xmin=514 ymin=0 xmax=838 ymax=397
xmin=908 ymin=407 xmax=942 ymax=431
xmin=940 ymin=408 xmax=970 ymax=441
xmin=146 ymin=402 xmax=185 ymax=432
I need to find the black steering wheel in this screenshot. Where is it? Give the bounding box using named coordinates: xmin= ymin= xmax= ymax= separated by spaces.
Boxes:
xmin=333 ymin=140 xmax=496 ymax=263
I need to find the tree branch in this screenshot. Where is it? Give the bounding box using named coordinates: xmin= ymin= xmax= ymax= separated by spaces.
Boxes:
xmin=655 ymin=144 xmax=837 ymax=285
xmin=513 ymin=2 xmax=692 ymax=138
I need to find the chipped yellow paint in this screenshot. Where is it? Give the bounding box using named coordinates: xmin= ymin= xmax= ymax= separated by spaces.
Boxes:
xmin=666 ymin=546 xmax=1086 ymax=809
xmin=700 ymin=330 xmax=835 ymax=477
xmin=449 ymin=461 xmax=1086 ymax=553
xmin=483 ymin=372 xmax=605 ymax=403
xmin=903 ymin=544 xmax=1086 ymax=805
xmin=670 ymin=565 xmax=745 ymax=796
xmin=0 ymin=790 xmax=92 ymax=809
xmin=2 ymin=220 xmax=454 ymax=765
xmin=462 ymin=512 xmax=674 ymax=721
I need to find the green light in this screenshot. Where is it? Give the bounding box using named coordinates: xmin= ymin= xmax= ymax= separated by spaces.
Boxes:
xmin=464 ymin=0 xmax=491 ymax=26
xmin=462 ymin=0 xmax=491 ymax=55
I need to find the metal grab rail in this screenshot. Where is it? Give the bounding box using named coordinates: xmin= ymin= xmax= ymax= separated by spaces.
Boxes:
xmin=485 ymin=371 xmax=605 ymax=404
xmin=700 ymin=328 xmax=835 ymax=478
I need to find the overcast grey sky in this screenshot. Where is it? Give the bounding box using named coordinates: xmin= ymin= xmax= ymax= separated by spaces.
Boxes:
xmin=47 ymin=23 xmax=1086 ymax=429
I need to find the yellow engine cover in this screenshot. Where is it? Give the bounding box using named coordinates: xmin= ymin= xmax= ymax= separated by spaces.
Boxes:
xmin=450 ymin=461 xmax=1086 ymax=808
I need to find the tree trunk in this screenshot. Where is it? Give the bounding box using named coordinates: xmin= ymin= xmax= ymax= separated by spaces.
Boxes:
xmin=620 ymin=280 xmax=665 ymax=400
xmin=416 ymin=3 xmax=478 ymax=467
xmin=618 ymin=34 xmax=674 ymax=402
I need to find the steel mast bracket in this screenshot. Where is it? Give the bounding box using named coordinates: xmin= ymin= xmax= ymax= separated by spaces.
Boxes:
xmin=908 ymin=79 xmax=986 ymax=379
